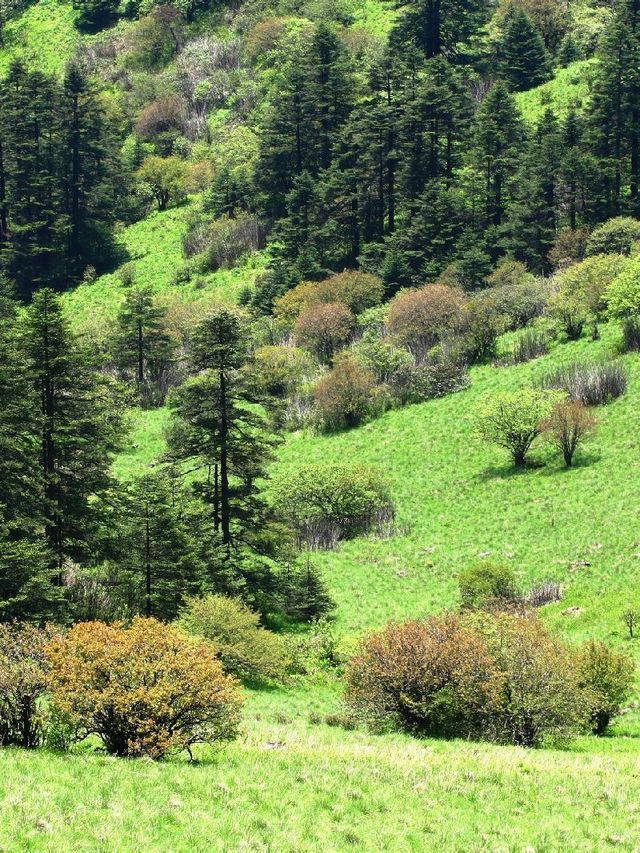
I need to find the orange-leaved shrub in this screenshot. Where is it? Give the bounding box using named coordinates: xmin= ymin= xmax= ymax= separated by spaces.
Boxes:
xmin=275 ymin=271 xmax=384 ymax=322
xmin=387 ymin=284 xmax=468 ymax=359
xmin=46 ymin=618 xmax=243 ymax=759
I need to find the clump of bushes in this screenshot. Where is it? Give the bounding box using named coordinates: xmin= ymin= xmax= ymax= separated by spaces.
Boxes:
xmin=251 ymin=345 xmax=317 ymax=398
xmin=184 ymin=213 xmax=265 ymax=271
xmin=387 ymin=284 xmax=468 ymax=359
xmin=312 ymin=352 xmax=384 ymax=431
xmin=272 ymin=461 xmax=394 ymax=550
xmin=459 ymin=561 xmax=518 ymax=610
xmin=540 ymin=361 xmax=627 ymax=406
xmin=46 ymin=618 xmax=243 ymax=759
xmin=346 ymin=613 xmax=634 ymax=746
xmin=586 ymin=216 xmax=640 ymax=257
xmin=346 ymin=615 xmax=503 ymax=738
xmin=294 ymin=302 xmax=354 ymax=364
xmin=274 ymin=271 xmax=384 ymax=322
xmin=0 ymin=623 xmax=59 ymax=749
xmin=178 ymin=595 xmax=291 ymax=684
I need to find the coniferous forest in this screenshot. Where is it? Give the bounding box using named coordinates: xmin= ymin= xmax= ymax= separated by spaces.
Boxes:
xmin=4 ymin=0 xmax=640 ymax=847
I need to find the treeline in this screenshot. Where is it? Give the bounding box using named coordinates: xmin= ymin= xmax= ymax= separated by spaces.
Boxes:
xmin=245 ymin=0 xmax=640 ymax=298
xmin=0 ymin=288 xmax=333 ymax=624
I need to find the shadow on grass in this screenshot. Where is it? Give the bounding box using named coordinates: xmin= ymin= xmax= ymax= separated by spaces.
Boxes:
xmin=476 ymin=459 xmax=546 ymax=481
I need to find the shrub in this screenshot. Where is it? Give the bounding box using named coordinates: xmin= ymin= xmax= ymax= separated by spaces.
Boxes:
xmin=507 ymin=328 xmax=549 ymax=364
xmin=47 ymin=618 xmax=243 ymax=759
xmin=548 ymin=287 xmax=587 ymax=340
xmin=605 ymin=255 xmax=640 ymax=324
xmin=459 ymin=298 xmax=500 ymax=363
xmin=541 ymin=399 xmax=597 ymax=467
xmin=578 ymin=640 xmax=634 ymax=735
xmin=251 ymin=345 xmax=318 ymax=398
xmin=390 ymin=355 xmax=469 ymax=405
xmin=0 ymin=623 xmax=59 ymax=748
xmin=556 ymin=254 xmax=629 ymax=321
xmin=540 ymin=361 xmax=627 ymax=406
xmin=586 ymin=216 xmax=640 ymax=256
xmin=482 ymin=614 xmax=588 ymax=747
xmin=184 ymin=214 xmax=266 ymax=270
xmin=486 ymin=259 xmax=535 ymax=290
xmin=136 ymin=156 xmax=188 ymax=211
xmin=352 ymin=337 xmax=413 ymax=384
xmin=177 ymin=595 xmax=291 ymax=684
xmin=346 ymin=615 xmax=504 ymax=737
xmin=474 ymin=389 xmax=562 ymax=467
xmin=477 ymin=278 xmax=550 ymax=331
xmin=272 ymin=461 xmax=394 ymax=550
xmin=313 ymin=353 xmax=381 ymax=431
xmin=387 ymin=284 xmax=468 ymax=359
xmin=294 ymin=302 xmax=354 ymax=363
xmin=459 ymin=561 xmax=518 ymax=610
xmin=275 ymin=271 xmax=384 ymax=322
xmin=549 ymin=226 xmax=589 ymax=268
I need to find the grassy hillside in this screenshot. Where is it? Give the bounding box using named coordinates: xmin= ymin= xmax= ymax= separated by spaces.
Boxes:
xmin=516 ymin=59 xmax=595 ymax=122
xmin=0 ymin=0 xmax=79 ymax=75
xmin=62 ymin=201 xmax=267 ymax=340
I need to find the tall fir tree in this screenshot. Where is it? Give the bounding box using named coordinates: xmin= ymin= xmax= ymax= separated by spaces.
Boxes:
xmin=167 ymin=309 xmax=282 ymax=600
xmin=0 ymin=61 xmax=66 ymax=296
xmin=496 ymin=7 xmax=551 ymax=92
xmin=20 ymin=289 xmax=123 ymax=581
xmin=120 ymin=471 xmax=203 ymax=620
xmin=0 ymin=293 xmax=62 ymax=621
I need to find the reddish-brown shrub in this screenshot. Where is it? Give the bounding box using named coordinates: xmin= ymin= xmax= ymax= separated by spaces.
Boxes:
xmin=46 ymin=618 xmax=243 ymax=759
xmin=346 ymin=615 xmax=504 ymax=737
xmin=135 ymin=96 xmax=186 ymax=142
xmin=387 ymin=284 xmax=468 ymax=358
xmin=313 ymin=353 xmax=380 ymax=431
xmin=541 ymin=399 xmax=597 ymax=466
xmin=294 ymin=302 xmax=354 ymax=363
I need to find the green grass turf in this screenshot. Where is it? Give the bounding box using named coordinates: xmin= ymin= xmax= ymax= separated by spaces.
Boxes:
xmin=3 ymin=712 xmax=640 ymax=851
xmin=0 ymin=0 xmax=80 ymax=76
xmin=516 ymin=59 xmax=595 ymax=123
xmin=62 ymin=200 xmax=268 ymax=339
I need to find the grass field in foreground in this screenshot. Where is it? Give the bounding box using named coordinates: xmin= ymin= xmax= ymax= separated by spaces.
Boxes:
xmin=3 ymin=712 xmax=640 ymax=852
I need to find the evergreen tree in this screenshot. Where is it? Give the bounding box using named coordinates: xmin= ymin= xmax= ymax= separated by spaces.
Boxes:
xmin=496 ymin=7 xmax=551 ymax=92
xmin=167 ymin=309 xmax=281 ymax=599
xmin=120 ymin=471 xmax=203 ymax=620
xmin=392 ymin=0 xmax=488 ymax=59
xmin=20 ymin=289 xmax=123 ymax=581
xmin=0 ymin=294 xmax=62 ymax=621
xmin=61 ymin=62 xmax=120 ymax=278
xmin=0 ymin=61 xmax=66 ymax=296
xmin=472 ymin=80 xmax=525 ymax=250
xmin=504 ymin=109 xmax=562 ymax=272
xmin=111 ymin=285 xmax=175 ymax=405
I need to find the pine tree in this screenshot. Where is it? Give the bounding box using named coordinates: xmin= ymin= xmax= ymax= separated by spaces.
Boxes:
xmin=61 ymin=62 xmax=120 ymax=278
xmin=20 ymin=289 xmax=124 ymax=581
xmin=392 ymin=0 xmax=488 ymax=59
xmin=167 ymin=309 xmax=281 ymax=599
xmin=111 ymin=285 xmax=175 ymax=405
xmin=496 ymin=7 xmax=551 ymax=92
xmin=0 ymin=61 xmax=66 ymax=296
xmin=472 ymin=81 xmax=525 ymax=246
xmin=120 ymin=472 xmax=203 ymax=620
xmin=504 ymin=108 xmax=562 ymax=272
xmin=0 ymin=294 xmax=62 ymax=621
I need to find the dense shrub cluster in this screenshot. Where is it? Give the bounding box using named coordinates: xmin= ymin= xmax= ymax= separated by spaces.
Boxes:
xmin=346 ymin=614 xmax=634 ymax=746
